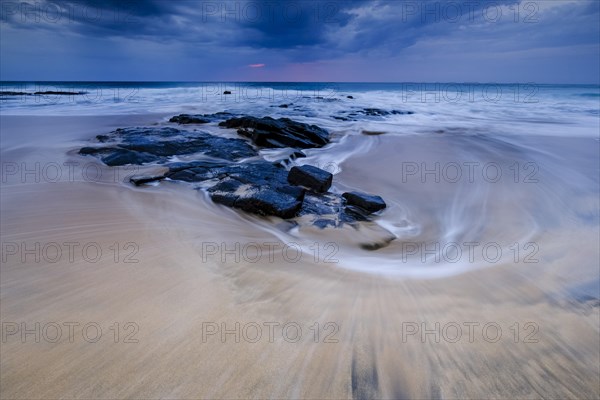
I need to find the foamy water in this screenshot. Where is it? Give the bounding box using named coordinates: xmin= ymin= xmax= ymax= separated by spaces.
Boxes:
xmin=1 ymin=82 xmax=598 ymax=278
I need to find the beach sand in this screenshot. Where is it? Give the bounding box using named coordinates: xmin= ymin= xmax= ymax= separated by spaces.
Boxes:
xmin=1 ymin=115 xmax=598 ymax=399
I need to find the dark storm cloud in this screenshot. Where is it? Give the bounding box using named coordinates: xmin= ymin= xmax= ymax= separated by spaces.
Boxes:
xmin=1 ymin=0 xmax=598 ymax=81
xmin=1 ymin=0 xmax=520 ymax=49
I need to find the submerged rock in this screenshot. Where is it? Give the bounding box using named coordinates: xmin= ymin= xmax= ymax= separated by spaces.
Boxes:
xmin=34 ymin=91 xmax=86 ymax=95
xmin=332 ymin=108 xmax=414 ymax=121
xmin=130 ymin=175 xmax=166 ymax=186
xmin=287 ymin=165 xmax=332 ymax=193
xmin=219 ymin=116 xmax=329 ymax=149
xmin=361 ymin=130 xmax=386 ymax=136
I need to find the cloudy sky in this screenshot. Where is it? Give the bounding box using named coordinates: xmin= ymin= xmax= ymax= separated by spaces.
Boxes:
xmin=1 ymin=0 xmax=598 ymax=82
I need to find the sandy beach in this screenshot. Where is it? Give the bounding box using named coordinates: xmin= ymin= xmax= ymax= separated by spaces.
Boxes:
xmin=0 ymin=114 xmax=598 ymax=399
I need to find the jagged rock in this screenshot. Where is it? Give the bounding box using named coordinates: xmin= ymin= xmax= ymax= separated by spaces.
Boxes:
xmin=288 ymin=165 xmax=332 ymax=193
xmin=219 ymin=116 xmax=329 ymax=149
xmin=342 ymin=191 xmax=386 ymax=213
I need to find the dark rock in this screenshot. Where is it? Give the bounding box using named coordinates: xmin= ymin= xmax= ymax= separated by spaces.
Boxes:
xmin=167 ymin=160 xmax=230 ymax=173
xmin=278 ymin=104 xmax=289 ymax=108
xmin=130 ymin=175 xmax=165 ymax=185
xmin=78 ymin=121 xmax=389 ymax=229
xmin=347 ymin=95 xmax=354 ymax=99
xmin=332 ymin=116 xmax=351 ymax=121
xmin=208 ymin=178 xmax=302 ymax=219
xmin=79 ymin=146 xmax=159 ymax=167
xmin=169 ymin=112 xmax=234 ymax=124
xmin=360 ymin=239 xmax=394 ymax=251
xmin=299 ymin=192 xmax=370 ymax=227
xmin=207 ymin=178 xmax=243 ymax=207
xmin=299 ymin=192 xmax=342 ymax=218
xmin=224 ymin=161 xmax=288 ymax=186
xmin=363 ymin=108 xmax=390 ymax=116
xmin=234 ymin=189 xmax=302 ymax=219
xmin=343 ymin=191 xmax=386 ymax=213
xmin=102 ymin=149 xmax=159 ymax=166
xmin=276 ymin=185 xmax=306 ymax=201
xmin=343 ymin=205 xmax=371 ymax=221
xmin=169 ymin=114 xmax=210 ymax=124
xmin=332 ymin=108 xmax=414 ymax=121
xmin=80 ymin=127 xmax=257 ymax=164
xmin=219 ymin=116 xmax=329 ymax=149
xmin=288 ymin=165 xmax=332 ymax=193
xmin=79 ymin=146 xmax=109 ymax=156
xmin=167 ymin=168 xmax=205 ymax=182
xmin=34 ymin=91 xmax=86 ymax=95
xmin=223 ymin=91 xmax=232 ymax=95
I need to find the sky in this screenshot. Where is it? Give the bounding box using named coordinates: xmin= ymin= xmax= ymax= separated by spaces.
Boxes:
xmin=0 ymin=0 xmax=599 ymax=83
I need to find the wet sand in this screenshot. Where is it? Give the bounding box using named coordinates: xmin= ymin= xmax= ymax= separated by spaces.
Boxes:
xmin=1 ymin=115 xmax=599 ymax=399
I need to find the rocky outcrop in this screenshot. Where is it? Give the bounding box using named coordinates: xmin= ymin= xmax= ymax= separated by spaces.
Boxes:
xmin=78 ymin=117 xmax=387 ymax=231
xmin=78 ymin=127 xmax=257 ymax=164
xmin=219 ymin=116 xmax=329 ymax=149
